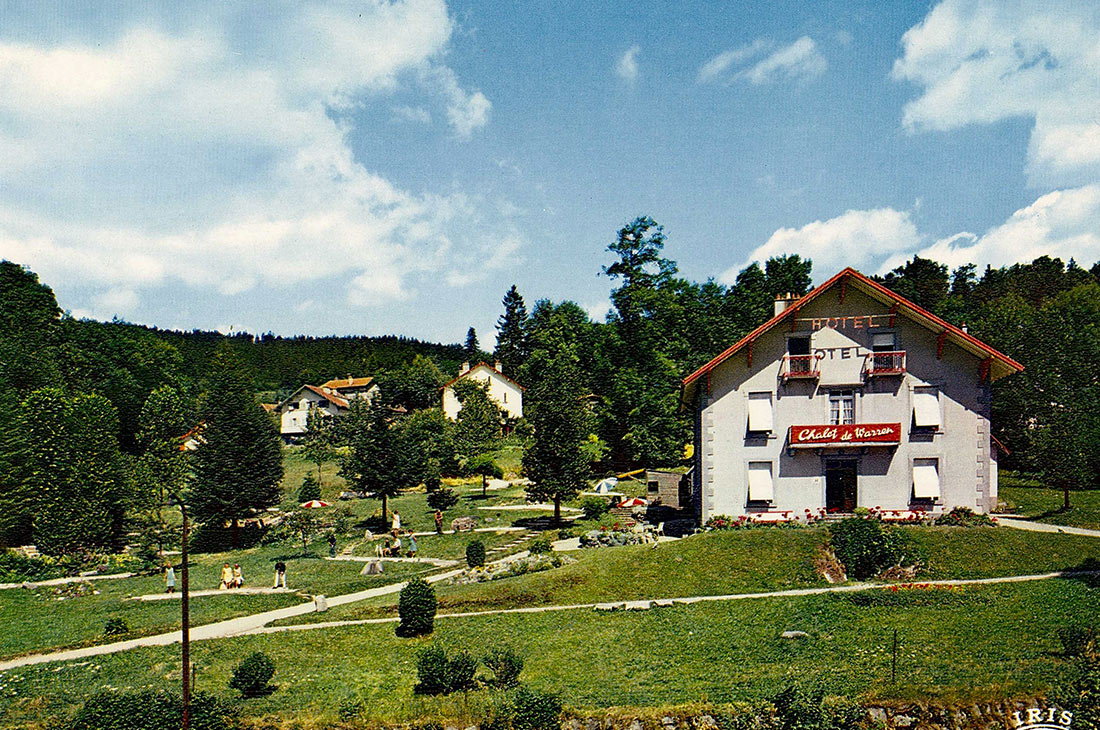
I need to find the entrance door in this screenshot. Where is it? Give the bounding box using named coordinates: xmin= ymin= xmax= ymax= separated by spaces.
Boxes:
xmin=825 ymin=460 xmax=858 ymax=512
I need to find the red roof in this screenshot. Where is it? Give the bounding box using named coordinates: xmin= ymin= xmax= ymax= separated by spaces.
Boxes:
xmin=441 ymin=362 xmax=526 ymax=391
xmin=682 ymin=267 xmax=1023 ymax=391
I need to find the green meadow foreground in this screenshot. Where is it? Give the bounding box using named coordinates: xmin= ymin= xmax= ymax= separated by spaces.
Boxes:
xmin=1 ymin=578 xmax=1095 ymax=728
xmin=2 ymin=517 xmax=1099 ymax=728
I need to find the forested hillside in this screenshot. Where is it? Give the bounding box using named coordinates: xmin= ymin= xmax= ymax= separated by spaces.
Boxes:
xmin=3 ymin=216 xmax=1100 ymax=550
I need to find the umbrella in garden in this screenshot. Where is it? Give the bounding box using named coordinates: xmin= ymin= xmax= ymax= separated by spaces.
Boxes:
xmin=593 ymin=477 xmax=618 ymax=494
xmin=299 ymin=499 xmax=331 ymax=509
xmin=617 ymin=497 xmax=647 ymax=508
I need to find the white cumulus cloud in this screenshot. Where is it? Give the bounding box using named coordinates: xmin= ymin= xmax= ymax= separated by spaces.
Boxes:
xmin=730 ymin=186 xmax=1100 ymax=283
xmin=0 ymin=1 xmax=511 ymax=322
xmin=893 ymin=0 xmax=1100 ymax=187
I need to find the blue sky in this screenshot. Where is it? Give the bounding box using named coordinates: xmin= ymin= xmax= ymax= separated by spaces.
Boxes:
xmin=1 ymin=1 xmax=1098 ymax=345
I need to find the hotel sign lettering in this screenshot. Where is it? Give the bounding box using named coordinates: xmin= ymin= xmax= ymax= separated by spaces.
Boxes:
xmin=789 ymin=423 xmax=902 ymax=446
xmin=796 ymin=314 xmax=891 ymax=331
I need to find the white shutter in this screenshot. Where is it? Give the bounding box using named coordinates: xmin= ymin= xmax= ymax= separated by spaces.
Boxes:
xmin=912 ymin=458 xmax=941 ymax=499
xmin=747 ymin=392 xmax=774 ymax=432
xmin=912 ymin=387 xmax=941 ymax=428
xmin=747 ymin=462 xmax=774 ymax=502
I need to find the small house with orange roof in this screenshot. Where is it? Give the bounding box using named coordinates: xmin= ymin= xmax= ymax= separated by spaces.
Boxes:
xmin=274 ymin=376 xmax=379 ymax=440
xmin=681 ymin=267 xmax=1022 ymax=522
xmin=442 ymin=361 xmax=524 ymax=420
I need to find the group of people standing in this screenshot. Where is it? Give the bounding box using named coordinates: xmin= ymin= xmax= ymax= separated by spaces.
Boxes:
xmin=219 ymin=563 xmax=244 ymax=589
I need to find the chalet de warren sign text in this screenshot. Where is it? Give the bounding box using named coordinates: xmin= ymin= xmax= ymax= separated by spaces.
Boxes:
xmin=789 ymin=423 xmax=902 ymax=446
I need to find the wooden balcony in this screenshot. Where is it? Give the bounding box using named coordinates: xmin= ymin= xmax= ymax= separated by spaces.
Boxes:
xmin=863 ymin=350 xmax=906 ymax=377
xmin=781 ymin=354 xmax=819 ymax=380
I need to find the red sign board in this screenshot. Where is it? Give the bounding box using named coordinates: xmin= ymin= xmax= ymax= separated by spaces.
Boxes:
xmin=789 ymin=423 xmax=901 ymax=446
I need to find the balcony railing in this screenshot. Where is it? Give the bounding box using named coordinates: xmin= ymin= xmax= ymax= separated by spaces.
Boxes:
xmin=864 ymin=350 xmax=906 ymax=377
xmin=782 ymin=354 xmax=819 ymax=380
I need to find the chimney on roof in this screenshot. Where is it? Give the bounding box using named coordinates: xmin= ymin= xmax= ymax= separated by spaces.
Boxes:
xmin=774 ymin=292 xmax=800 ymax=317
xmin=961 ymin=323 xmax=968 ymax=333
xmin=347 ymin=375 xmax=352 ymax=384
xmin=495 ymin=360 xmax=503 ymax=373
xmin=460 ymin=361 xmax=470 ymax=375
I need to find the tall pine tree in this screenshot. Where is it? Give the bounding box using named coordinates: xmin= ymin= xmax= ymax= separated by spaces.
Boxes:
xmin=464 ymin=327 xmax=480 ymax=362
xmin=190 ymin=350 xmax=283 ymax=544
xmin=494 ymin=285 xmax=529 ymax=374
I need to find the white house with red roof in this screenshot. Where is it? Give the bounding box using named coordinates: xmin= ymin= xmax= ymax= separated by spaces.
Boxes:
xmin=275 ymin=376 xmax=379 ymax=440
xmin=681 ymin=268 xmax=1023 ymax=523
xmin=442 ymin=361 xmax=524 ymax=420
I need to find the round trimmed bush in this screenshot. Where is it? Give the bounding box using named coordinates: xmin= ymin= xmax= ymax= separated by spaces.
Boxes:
xmin=398 ymin=577 xmax=438 ymax=636
xmin=581 ymin=496 xmax=610 ymax=521
xmin=466 ymin=540 xmax=486 ymax=568
xmin=415 ymin=645 xmax=449 ymax=694
xmin=427 ymin=487 xmax=459 ymax=511
xmin=513 ymin=687 xmax=562 ymax=730
xmin=446 ymin=649 xmax=479 ymax=693
xmin=229 ymin=651 xmax=276 ymax=697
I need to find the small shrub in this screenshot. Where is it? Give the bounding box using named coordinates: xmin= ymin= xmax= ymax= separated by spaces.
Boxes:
xmin=398 ymin=577 xmax=438 ymax=636
xmin=771 ymin=683 xmax=864 ymax=730
xmin=0 ymin=549 xmax=63 ymax=582
xmin=338 ymin=696 xmax=368 ymax=721
xmin=581 ymin=496 xmax=610 ymax=521
xmin=228 ymin=651 xmax=276 ymax=698
xmin=446 ymin=649 xmax=479 ymax=693
xmin=1060 ymin=626 xmax=1098 ymax=659
xmin=103 ymin=617 xmax=129 ymax=637
xmin=934 ymin=506 xmax=995 ymax=527
xmin=466 ymin=540 xmax=486 ymax=568
xmin=828 ymin=517 xmax=908 ymax=580
xmin=484 ymin=694 xmax=516 ymax=730
xmin=66 ymin=689 xmax=235 ymax=730
xmin=297 ymin=474 xmax=321 ymax=503
xmin=415 ymin=645 xmax=450 ymax=695
xmin=427 ymin=488 xmax=459 ymax=511
xmin=484 ymin=646 xmax=524 ymax=688
xmin=513 ymin=687 xmax=562 ymax=730
xmin=528 ymin=533 xmax=554 ymax=555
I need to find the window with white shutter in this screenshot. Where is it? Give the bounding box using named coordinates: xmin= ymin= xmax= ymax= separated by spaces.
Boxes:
xmin=912 ymin=387 xmax=941 ymax=429
xmin=747 ymin=461 xmax=774 ymax=503
xmin=912 ymin=458 xmax=941 ymax=500
xmin=747 ymin=392 xmax=774 ymax=433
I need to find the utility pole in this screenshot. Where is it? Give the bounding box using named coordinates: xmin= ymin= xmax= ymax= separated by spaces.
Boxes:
xmin=180 ymin=503 xmax=192 ymax=730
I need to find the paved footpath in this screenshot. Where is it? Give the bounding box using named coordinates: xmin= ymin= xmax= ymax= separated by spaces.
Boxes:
xmin=995 ymin=515 xmax=1100 ymax=538
xmin=3 ymin=565 xmax=1094 ymax=672
xmin=0 ymin=572 xmax=135 ymax=591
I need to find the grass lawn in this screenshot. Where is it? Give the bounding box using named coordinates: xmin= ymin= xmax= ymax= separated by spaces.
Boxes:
xmin=0 ymin=543 xmax=430 ymax=661
xmin=999 ymin=474 xmax=1100 ymax=531
xmin=2 ymin=578 xmax=1094 ymax=728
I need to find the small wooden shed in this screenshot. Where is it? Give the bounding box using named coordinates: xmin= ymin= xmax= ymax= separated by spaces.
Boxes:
xmin=646 ymin=470 xmax=689 ymax=510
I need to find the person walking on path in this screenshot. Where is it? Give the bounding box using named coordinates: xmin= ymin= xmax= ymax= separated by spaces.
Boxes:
xmin=273 ymin=561 xmax=287 ymax=589
xmin=219 ymin=563 xmax=233 ymax=590
xmin=232 ymin=563 xmax=244 ymax=588
xmin=164 ymin=564 xmax=176 ymax=594
xmin=391 ymin=510 xmax=401 ymax=535
xmin=327 ymin=532 xmax=337 ymax=558
xmin=434 ymin=509 xmax=443 ymax=535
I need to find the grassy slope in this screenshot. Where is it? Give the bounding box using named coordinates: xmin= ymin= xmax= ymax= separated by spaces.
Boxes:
xmin=999 ymin=474 xmax=1100 ymax=530
xmin=3 ymin=578 xmax=1094 ymax=728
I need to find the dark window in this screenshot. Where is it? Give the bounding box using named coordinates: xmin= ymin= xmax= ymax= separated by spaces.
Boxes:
xmin=788 ymin=336 xmax=811 ymax=356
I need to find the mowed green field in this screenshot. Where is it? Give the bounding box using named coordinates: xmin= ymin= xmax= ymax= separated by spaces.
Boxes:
xmin=1000 ymin=475 xmax=1100 ymax=531
xmin=2 ymin=578 xmax=1094 ymax=728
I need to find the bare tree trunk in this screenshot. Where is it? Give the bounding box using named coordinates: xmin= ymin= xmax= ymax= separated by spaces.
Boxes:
xmin=482 ymin=474 xmax=487 ymax=498
xmin=1064 ymin=486 xmax=1071 ymax=512
xmin=231 ymin=517 xmax=239 ymax=548
xmin=554 ymin=495 xmax=561 ymax=525
xmin=382 ymin=494 xmax=388 ymax=527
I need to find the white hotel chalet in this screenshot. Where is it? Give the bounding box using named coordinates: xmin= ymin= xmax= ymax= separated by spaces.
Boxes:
xmin=682 ymin=268 xmax=1023 ymax=522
